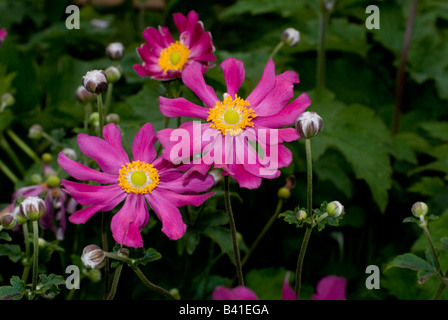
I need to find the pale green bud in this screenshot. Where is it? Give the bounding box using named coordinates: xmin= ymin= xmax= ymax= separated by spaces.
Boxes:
xmin=411 ymin=202 xmax=428 ymax=217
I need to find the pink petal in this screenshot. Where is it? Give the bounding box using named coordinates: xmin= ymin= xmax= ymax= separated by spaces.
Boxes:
xmin=12 ymin=185 xmax=45 ymax=203
xmin=61 ymin=180 xmax=124 ymax=207
xmin=188 ymin=32 xmax=216 ymax=62
xmin=151 ymin=188 xmax=214 ymax=208
xmin=252 ymin=79 xmax=295 ymax=117
xmin=111 ymin=193 xmax=148 ymax=248
xmin=212 ymin=286 xmax=259 ymax=300
xmin=312 ymin=276 xmax=347 ymax=300
xmin=159 ymin=97 xmax=209 ymax=119
xmin=158 ymin=171 xmax=215 ymax=193
xmin=144 ymin=191 xmax=187 ymax=240
xmin=174 ymin=11 xmax=202 ymax=47
xmin=182 ymin=62 xmax=219 ymax=108
xmin=282 ymin=272 xmax=297 ymax=300
xmin=221 ymin=58 xmax=245 ymax=97
xmin=132 ymin=123 xmax=158 ymax=164
xmin=227 ymin=164 xmax=262 ymax=189
xmin=57 ymin=152 xmax=118 ymax=185
xmin=103 ymin=123 xmax=130 ymax=165
xmin=246 ymin=58 xmax=276 ymax=106
xmin=77 ymin=134 xmax=127 ymax=174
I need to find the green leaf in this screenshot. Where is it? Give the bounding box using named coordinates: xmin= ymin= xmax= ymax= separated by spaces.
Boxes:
xmin=279 ymin=209 xmax=301 ymax=227
xmin=386 ymin=253 xmax=435 ymax=273
xmin=440 ymin=237 xmax=448 ymax=252
xmin=35 ymin=274 xmax=66 ymax=295
xmin=0 ymin=244 xmax=23 ymax=263
xmin=203 ymin=226 xmax=247 ymax=264
xmin=135 ymin=248 xmax=162 ymax=266
xmin=245 ymin=267 xmax=290 ymax=300
xmin=0 ymin=276 xmax=27 ymax=300
xmin=0 ymin=232 xmax=12 ymax=242
xmin=219 ymin=0 xmax=307 ymax=19
xmin=408 ymin=176 xmax=445 ymax=197
xmin=420 ymin=122 xmax=448 ymax=142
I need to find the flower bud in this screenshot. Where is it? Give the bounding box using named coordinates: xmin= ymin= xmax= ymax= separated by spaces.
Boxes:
xmin=46 ymin=175 xmax=61 ymax=188
xmin=1 ymin=93 xmax=15 ymax=108
xmin=411 ymin=202 xmax=428 ymax=217
xmin=106 ymin=42 xmax=125 ymax=60
xmin=30 ymin=173 xmax=43 ymax=185
xmin=277 ymin=187 xmax=291 ymax=200
xmin=62 ymin=148 xmax=77 ymax=161
xmin=76 ymin=85 xmax=97 ymax=103
xmin=297 ymin=210 xmax=307 ymax=221
xmin=14 ymin=206 xmax=28 ymax=225
xmin=29 ymin=124 xmax=44 ymax=139
xmin=295 ymin=112 xmax=323 ymax=139
xmin=106 ymin=113 xmax=120 ymax=124
xmin=281 ymin=28 xmax=300 ymax=47
xmin=81 ymin=245 xmax=106 ymax=270
xmin=1 ymin=212 xmax=17 ymax=229
xmin=19 ymin=196 xmax=46 ymax=221
xmin=326 ymin=201 xmax=344 ymax=218
xmin=42 ymin=153 xmax=52 ymax=163
xmin=105 ymin=66 xmax=121 ymax=83
xmin=82 ymin=70 xmax=108 ymax=94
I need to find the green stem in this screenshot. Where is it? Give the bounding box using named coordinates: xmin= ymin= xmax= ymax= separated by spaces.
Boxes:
xmin=241 ymin=199 xmax=283 ymax=267
xmin=84 ymin=102 xmax=92 ymax=132
xmin=433 ymin=270 xmax=448 ymax=300
xmin=101 ymin=213 xmax=110 ymax=299
xmin=305 ymin=139 xmax=313 ymax=217
xmin=269 ymin=41 xmax=284 ymax=60
xmin=294 ymin=225 xmax=313 ymax=299
xmin=21 ymin=222 xmax=31 ymax=281
xmin=224 ymin=176 xmax=244 ymax=286
xmin=0 ymin=159 xmax=19 ymax=184
xmin=6 ymin=129 xmax=40 ymax=163
xmin=32 ymin=220 xmax=39 ymax=293
xmin=106 ymin=263 xmax=123 ymax=300
xmin=422 ymin=224 xmax=443 ymax=276
xmin=0 ymin=135 xmax=26 ymax=175
xmin=132 ymin=266 xmax=178 ymax=300
xmin=41 ymin=132 xmax=64 ymax=149
xmin=97 ymin=93 xmax=105 ymax=139
xmin=104 ymin=83 xmax=114 ymax=116
xmin=316 ymin=1 xmax=330 ymax=89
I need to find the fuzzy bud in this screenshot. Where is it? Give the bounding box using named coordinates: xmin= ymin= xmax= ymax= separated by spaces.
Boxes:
xmin=105 ymin=66 xmax=121 ymax=83
xmin=29 ymin=124 xmax=44 ymax=140
xmin=19 ymin=196 xmax=46 ymax=221
xmin=1 ymin=93 xmax=15 ymax=108
xmin=46 ymin=175 xmax=61 ymax=188
xmin=297 ymin=210 xmax=307 ymax=221
xmin=76 ymin=85 xmax=97 ymax=103
xmin=326 ymin=201 xmax=344 ymax=218
xmin=81 ymin=245 xmax=106 ymax=270
xmin=277 ymin=187 xmax=291 ymax=200
xmin=281 ymin=28 xmax=300 ymax=47
xmin=82 ymin=70 xmax=108 ymax=94
xmin=1 ymin=212 xmax=17 ymax=229
xmin=295 ymin=112 xmax=323 ymax=139
xmin=106 ymin=113 xmax=120 ymax=124
xmin=106 ymin=42 xmax=125 ymax=60
xmin=411 ymin=202 xmax=428 ymax=218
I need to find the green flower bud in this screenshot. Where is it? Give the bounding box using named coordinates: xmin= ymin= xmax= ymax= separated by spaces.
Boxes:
xmin=281 ymin=28 xmax=300 ymax=47
xmin=1 ymin=212 xmax=17 ymax=229
xmin=1 ymin=93 xmax=15 ymax=108
xmin=297 ymin=210 xmax=307 ymax=221
xmin=411 ymin=202 xmax=428 ymax=217
xmin=46 ymin=175 xmax=61 ymax=188
xmin=106 ymin=113 xmax=120 ymax=124
xmin=30 ymin=173 xmax=43 ymax=185
xmin=106 ymin=42 xmax=125 ymax=60
xmin=278 ymin=187 xmax=291 ymax=200
xmin=81 ymin=245 xmax=106 ymax=270
xmin=42 ymin=153 xmax=52 ymax=163
xmin=326 ymin=201 xmax=344 ymax=218
xmin=76 ymin=85 xmax=97 ymax=103
xmin=29 ymin=124 xmax=44 ymax=140
xmin=105 ymin=66 xmax=121 ymax=83
xmin=86 ymin=269 xmax=102 ymax=283
xmin=82 ymin=70 xmax=108 ymax=94
xmin=295 ymin=112 xmax=323 ymax=139
xmin=19 ymin=196 xmax=46 ymax=221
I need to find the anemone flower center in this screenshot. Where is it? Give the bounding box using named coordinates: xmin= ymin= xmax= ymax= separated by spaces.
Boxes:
xmin=158 ymin=41 xmax=190 ymax=73
xmin=118 ymin=161 xmax=160 ymax=194
xmin=207 ymin=93 xmax=256 ymax=136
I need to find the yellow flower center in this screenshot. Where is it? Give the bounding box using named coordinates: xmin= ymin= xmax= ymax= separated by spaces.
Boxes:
xmin=207 ymin=94 xmax=256 ymax=136
xmin=118 ymin=161 xmax=160 ymax=194
xmin=158 ymin=41 xmax=190 ymax=73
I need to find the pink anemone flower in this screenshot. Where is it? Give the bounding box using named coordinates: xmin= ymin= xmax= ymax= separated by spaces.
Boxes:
xmin=157 ymin=57 xmax=311 ymax=189
xmin=0 ymin=28 xmax=7 ymax=46
xmin=213 ymin=274 xmax=347 ymax=300
xmin=57 ymin=123 xmax=215 ymax=248
xmin=134 ymin=10 xmax=215 ymax=81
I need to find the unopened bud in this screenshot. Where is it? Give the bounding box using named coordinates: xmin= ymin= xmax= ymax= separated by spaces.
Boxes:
xmin=297 ymin=210 xmax=307 ymax=221
xmin=19 ymin=196 xmax=46 ymax=221
xmin=106 ymin=42 xmax=125 ymax=60
xmin=29 ymin=124 xmax=44 ymax=139
xmin=46 ymin=175 xmax=61 ymax=188
xmin=42 ymin=153 xmax=52 ymax=163
xmin=278 ymin=187 xmax=291 ymax=200
xmin=90 ymin=112 xmax=99 ymax=127
xmin=281 ymin=28 xmax=300 ymax=47
xmin=1 ymin=93 xmax=15 ymax=108
xmin=411 ymin=202 xmax=428 ymax=217
xmin=106 ymin=113 xmax=120 ymax=124
xmin=30 ymin=173 xmax=43 ymax=185
xmin=105 ymin=66 xmax=121 ymax=83
xmin=76 ymin=85 xmax=97 ymax=103
xmin=62 ymin=148 xmax=77 ymax=161
xmin=295 ymin=112 xmax=323 ymax=139
xmin=81 ymin=245 xmax=106 ymax=270
xmin=82 ymin=70 xmax=108 ymax=94
xmin=326 ymin=201 xmax=344 ymax=218
xmin=1 ymin=212 xmax=17 ymax=229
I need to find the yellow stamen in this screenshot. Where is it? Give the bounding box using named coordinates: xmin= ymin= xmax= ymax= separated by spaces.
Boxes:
xmin=118 ymin=161 xmax=159 ymax=194
xmin=158 ymin=41 xmax=190 ymax=73
xmin=207 ymin=94 xmax=256 ymax=136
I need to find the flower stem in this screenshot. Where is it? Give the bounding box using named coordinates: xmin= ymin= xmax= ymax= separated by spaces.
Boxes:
xmin=392 ymin=0 xmax=418 ymax=135
xmin=104 ymin=83 xmax=114 ymax=116
xmin=21 ymin=222 xmax=31 ymax=282
xmin=6 ymin=129 xmax=40 ymax=163
xmin=294 ymin=225 xmax=313 ymax=298
xmin=241 ymin=198 xmax=283 ymax=267
xmin=84 ymin=102 xmax=92 ymax=132
xmin=106 ymin=263 xmax=123 ymax=300
xmin=97 ymin=93 xmax=105 ymax=139
xmin=31 ymin=220 xmax=39 ymax=293
xmin=0 ymin=159 xmax=19 ymax=184
xmin=224 ymin=176 xmax=244 ymax=286
xmin=132 ymin=266 xmax=179 ymax=300
xmin=0 ymin=134 xmax=25 ymax=175
xmin=269 ymin=41 xmax=284 ymax=60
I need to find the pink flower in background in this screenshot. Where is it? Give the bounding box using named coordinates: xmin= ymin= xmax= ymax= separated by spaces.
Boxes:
xmin=58 ymin=123 xmax=215 ymax=248
xmin=134 ymin=10 xmax=215 ymax=80
xmin=0 ymin=28 xmax=7 ymax=46
xmin=158 ymin=58 xmax=311 ymax=189
xmin=213 ymin=274 xmax=347 ymax=300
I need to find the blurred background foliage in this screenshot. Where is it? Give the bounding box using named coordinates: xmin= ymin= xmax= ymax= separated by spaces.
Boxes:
xmin=0 ymin=0 xmax=447 ymax=300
